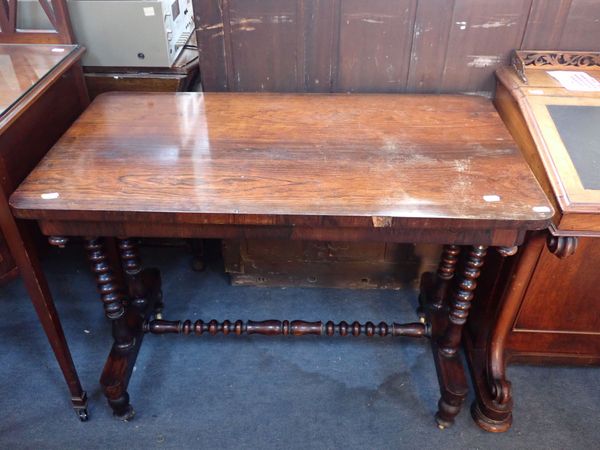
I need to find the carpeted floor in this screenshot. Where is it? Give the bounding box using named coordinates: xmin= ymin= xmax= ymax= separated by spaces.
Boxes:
xmin=0 ymin=245 xmax=598 ymax=449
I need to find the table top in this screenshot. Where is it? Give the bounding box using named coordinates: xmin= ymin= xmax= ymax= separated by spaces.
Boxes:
xmin=10 ymin=92 xmax=553 ymax=230
xmin=0 ymin=44 xmax=79 ymax=118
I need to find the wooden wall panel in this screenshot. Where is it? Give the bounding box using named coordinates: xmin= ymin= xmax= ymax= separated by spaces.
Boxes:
xmin=521 ymin=0 xmax=574 ymax=49
xmin=406 ymin=0 xmax=454 ymax=92
xmin=195 ymin=0 xmax=229 ymax=91
xmin=559 ymin=0 xmax=600 ymax=51
xmin=301 ymin=0 xmax=339 ymax=92
xmin=228 ymin=0 xmax=299 ymax=91
xmin=440 ymin=0 xmax=532 ymax=93
xmin=336 ymin=0 xmax=417 ymax=92
xmin=194 ymin=0 xmax=600 ymax=93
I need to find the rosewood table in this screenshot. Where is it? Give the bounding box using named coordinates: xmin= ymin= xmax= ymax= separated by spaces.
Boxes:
xmin=0 ymin=43 xmax=89 ymax=419
xmin=10 ymin=92 xmax=553 ymax=429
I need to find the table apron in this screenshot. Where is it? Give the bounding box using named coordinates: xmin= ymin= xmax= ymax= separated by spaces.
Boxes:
xmin=37 ymin=220 xmax=526 ymax=247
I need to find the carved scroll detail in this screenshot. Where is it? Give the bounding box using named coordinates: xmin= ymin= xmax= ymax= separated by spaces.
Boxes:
xmin=547 ymin=235 xmax=578 ymax=259
xmin=512 ymin=50 xmax=600 ymax=84
xmin=521 ymin=52 xmax=600 ymax=68
xmin=490 ymin=378 xmax=512 ymax=405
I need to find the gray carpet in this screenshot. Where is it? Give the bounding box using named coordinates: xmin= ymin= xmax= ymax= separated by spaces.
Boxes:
xmin=0 ymin=245 xmax=598 ymax=449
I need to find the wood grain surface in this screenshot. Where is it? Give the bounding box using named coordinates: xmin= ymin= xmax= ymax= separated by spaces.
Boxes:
xmin=194 ymin=0 xmax=600 ymax=94
xmin=10 ymin=92 xmax=552 ymax=230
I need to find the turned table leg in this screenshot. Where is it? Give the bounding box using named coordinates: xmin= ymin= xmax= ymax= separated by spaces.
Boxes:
xmin=417 ymin=245 xmax=461 ymax=323
xmin=85 ymin=237 xmax=136 ymax=419
xmin=86 ymin=237 xmax=162 ymax=420
xmin=434 ymin=245 xmax=487 ymax=428
xmin=117 ymin=238 xmax=164 ymax=317
xmin=432 ymin=245 xmax=461 ymax=309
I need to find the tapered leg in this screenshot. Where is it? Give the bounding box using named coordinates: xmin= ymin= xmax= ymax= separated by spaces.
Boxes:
xmin=0 ymin=190 xmax=87 ymax=421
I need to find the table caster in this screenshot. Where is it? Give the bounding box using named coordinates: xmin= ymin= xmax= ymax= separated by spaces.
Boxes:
xmin=76 ymin=408 xmax=89 ymax=422
xmin=435 ymin=413 xmax=453 ymax=430
xmin=116 ymin=405 xmax=135 ymax=422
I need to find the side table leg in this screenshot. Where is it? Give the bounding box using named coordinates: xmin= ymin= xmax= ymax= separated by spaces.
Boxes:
xmin=85 ymin=237 xmax=136 ymax=419
xmin=434 ymin=245 xmax=487 ymax=428
xmin=465 ymin=244 xmax=527 ymax=433
xmin=5 ymin=230 xmax=88 ymax=421
xmin=432 ymin=244 xmax=461 ymax=309
xmin=418 ymin=245 xmax=461 ymax=322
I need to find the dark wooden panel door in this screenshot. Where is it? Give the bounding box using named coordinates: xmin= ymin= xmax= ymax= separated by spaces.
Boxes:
xmin=515 ymin=237 xmax=600 ymax=334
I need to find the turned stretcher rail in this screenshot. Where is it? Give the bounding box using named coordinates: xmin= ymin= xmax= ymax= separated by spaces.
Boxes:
xmin=144 ymin=319 xmax=430 ymax=338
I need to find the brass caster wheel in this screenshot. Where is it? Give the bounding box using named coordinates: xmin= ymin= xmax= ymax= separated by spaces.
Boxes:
xmin=434 ymin=413 xmax=453 ymax=430
xmin=116 ymin=405 xmax=135 ymax=422
xmin=76 ymin=408 xmax=89 ymax=422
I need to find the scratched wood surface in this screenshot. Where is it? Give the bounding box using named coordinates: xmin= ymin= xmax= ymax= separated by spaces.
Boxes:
xmin=10 ymin=92 xmax=552 ymax=230
xmin=194 ymin=0 xmax=600 ymax=94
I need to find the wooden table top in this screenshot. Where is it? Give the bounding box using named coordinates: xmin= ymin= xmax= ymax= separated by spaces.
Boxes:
xmin=10 ymin=92 xmax=553 ymax=230
xmin=0 ymin=44 xmax=78 ymax=117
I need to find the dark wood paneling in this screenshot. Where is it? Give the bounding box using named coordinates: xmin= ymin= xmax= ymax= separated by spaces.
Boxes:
xmin=521 ymin=0 xmax=600 ymax=51
xmin=336 ymin=0 xmax=417 ymax=92
xmin=228 ymin=0 xmax=299 ymax=91
xmin=440 ymin=0 xmax=532 ymax=93
xmin=194 ymin=0 xmax=600 ymax=94
xmin=515 ymin=237 xmax=600 ymax=333
xmin=559 ymin=0 xmax=600 ymax=51
xmin=304 ymin=0 xmax=340 ymax=92
xmin=195 ymin=0 xmax=229 ymax=91
xmin=406 ymin=0 xmax=455 ymax=92
xmin=521 ymin=0 xmax=574 ymax=49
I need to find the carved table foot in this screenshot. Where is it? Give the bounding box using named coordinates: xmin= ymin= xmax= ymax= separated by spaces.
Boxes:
xmin=465 ymin=337 xmax=513 ymax=432
xmin=464 ymin=245 xmax=521 ymax=433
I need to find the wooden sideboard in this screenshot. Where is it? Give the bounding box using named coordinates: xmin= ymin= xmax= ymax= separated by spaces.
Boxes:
xmin=466 ymin=51 xmax=600 ymax=432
